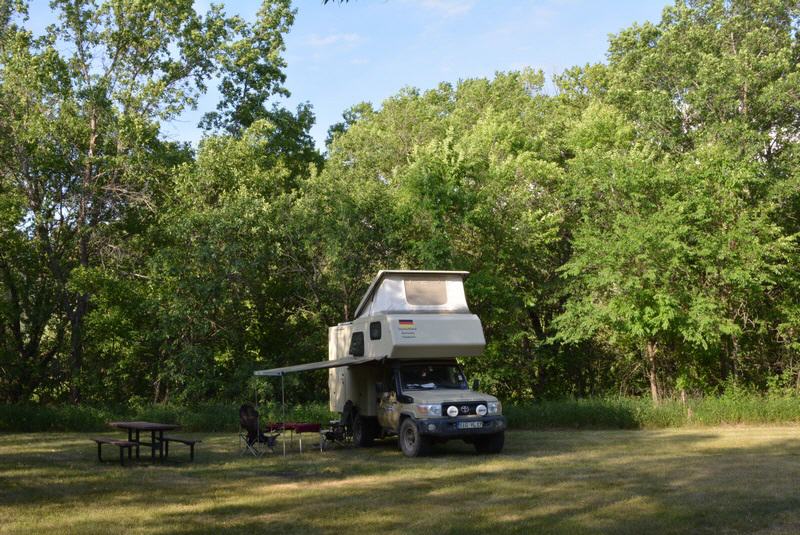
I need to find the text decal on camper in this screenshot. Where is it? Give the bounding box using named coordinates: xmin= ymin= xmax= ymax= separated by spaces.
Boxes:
xmin=399 ymin=319 xmax=416 ymax=338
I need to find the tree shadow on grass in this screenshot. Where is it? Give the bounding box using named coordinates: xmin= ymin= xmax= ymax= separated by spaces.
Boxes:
xmin=160 ymin=430 xmax=800 ymax=534
xmin=2 ymin=429 xmax=800 ymax=534
xmin=0 ymin=430 xmax=724 ymax=507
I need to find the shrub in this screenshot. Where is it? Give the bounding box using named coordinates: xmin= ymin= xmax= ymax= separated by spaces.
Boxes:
xmin=505 ymin=395 xmax=800 ymax=430
xmin=4 ymin=396 xmax=800 ymax=433
xmin=0 ymin=402 xmax=335 ymax=433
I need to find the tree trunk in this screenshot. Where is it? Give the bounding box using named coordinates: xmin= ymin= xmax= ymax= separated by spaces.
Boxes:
xmin=153 ymin=376 xmax=162 ymax=404
xmin=523 ymin=335 xmax=545 ymax=398
xmin=69 ymin=293 xmax=88 ymax=403
xmin=69 ymin=218 xmax=91 ymax=405
xmin=646 ymin=341 xmax=660 ymax=404
xmin=342 ymin=281 xmax=351 ymax=322
xmin=69 ymin=113 xmax=97 ymax=404
xmin=720 ymin=338 xmax=730 ymax=383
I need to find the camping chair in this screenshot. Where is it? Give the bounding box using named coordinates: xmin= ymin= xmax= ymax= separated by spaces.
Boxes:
xmin=320 ymin=420 xmax=348 ymax=451
xmin=239 ymin=404 xmax=280 ymax=456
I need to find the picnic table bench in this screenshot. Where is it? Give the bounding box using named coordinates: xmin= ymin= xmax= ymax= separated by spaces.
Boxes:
xmin=162 ymin=436 xmax=201 ymax=461
xmin=92 ymin=437 xmax=137 ymax=466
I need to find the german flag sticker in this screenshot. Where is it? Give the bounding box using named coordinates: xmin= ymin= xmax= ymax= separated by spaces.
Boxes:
xmin=398 ymin=319 xmax=415 ymax=329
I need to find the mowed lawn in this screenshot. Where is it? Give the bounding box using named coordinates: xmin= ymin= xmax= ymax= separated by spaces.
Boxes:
xmin=2 ymin=427 xmax=800 ymax=534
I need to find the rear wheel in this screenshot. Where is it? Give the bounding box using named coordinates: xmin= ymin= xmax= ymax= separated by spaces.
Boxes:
xmin=474 ymin=431 xmax=504 ymax=454
xmin=352 ymin=413 xmax=376 ymax=447
xmin=399 ymin=418 xmax=430 ymax=457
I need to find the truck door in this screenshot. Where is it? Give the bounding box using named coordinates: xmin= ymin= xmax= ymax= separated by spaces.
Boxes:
xmin=377 ymin=372 xmax=401 ymax=432
xmin=378 ymin=391 xmax=401 ymax=432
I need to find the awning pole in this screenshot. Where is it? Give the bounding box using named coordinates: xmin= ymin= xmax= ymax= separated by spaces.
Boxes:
xmin=255 ymin=384 xmax=259 ymax=438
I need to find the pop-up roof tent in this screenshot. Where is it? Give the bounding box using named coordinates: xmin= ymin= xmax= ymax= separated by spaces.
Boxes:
xmin=254 ymin=270 xmax=484 ymax=377
xmin=353 ymin=270 xmax=470 ymax=318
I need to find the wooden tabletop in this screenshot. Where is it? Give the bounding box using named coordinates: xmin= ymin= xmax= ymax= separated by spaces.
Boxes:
xmin=108 ymin=421 xmax=180 ymax=431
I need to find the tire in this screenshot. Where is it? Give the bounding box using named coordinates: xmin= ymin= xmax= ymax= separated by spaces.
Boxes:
xmin=474 ymin=431 xmax=505 ymax=454
xmin=352 ymin=413 xmax=376 ymax=447
xmin=399 ymin=418 xmax=430 ymax=457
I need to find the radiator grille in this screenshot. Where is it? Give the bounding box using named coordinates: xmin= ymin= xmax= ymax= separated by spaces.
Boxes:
xmin=441 ymin=402 xmax=481 ymax=416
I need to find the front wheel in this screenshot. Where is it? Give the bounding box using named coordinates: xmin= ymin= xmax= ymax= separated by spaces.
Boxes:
xmin=399 ymin=418 xmax=430 ymax=457
xmin=474 ymin=431 xmax=504 ymax=454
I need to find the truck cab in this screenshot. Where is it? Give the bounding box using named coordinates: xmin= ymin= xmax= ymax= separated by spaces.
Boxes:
xmin=376 ymin=360 xmax=505 ymax=456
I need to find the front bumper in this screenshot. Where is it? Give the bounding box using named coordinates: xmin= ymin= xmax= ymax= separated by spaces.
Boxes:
xmin=415 ymin=415 xmax=506 ymax=437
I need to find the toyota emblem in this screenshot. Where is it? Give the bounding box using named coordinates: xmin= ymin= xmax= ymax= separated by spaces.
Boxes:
xmin=460 ymin=405 xmax=469 ymax=414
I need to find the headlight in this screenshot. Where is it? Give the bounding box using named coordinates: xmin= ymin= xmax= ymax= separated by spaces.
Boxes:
xmin=488 ymin=401 xmax=501 ymax=415
xmin=416 ymin=404 xmax=441 ymax=417
xmin=476 ymin=404 xmax=488 ymax=416
xmin=446 ymin=405 xmax=459 ymax=417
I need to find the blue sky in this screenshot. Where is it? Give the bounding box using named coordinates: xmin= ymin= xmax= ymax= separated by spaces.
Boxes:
xmin=29 ymin=0 xmax=669 ymax=148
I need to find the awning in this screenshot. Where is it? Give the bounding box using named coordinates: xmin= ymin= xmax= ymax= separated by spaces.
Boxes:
xmin=253 ymin=355 xmax=387 ymax=376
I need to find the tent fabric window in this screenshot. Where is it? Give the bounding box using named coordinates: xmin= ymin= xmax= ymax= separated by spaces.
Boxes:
xmin=404 ymin=280 xmax=447 ymax=306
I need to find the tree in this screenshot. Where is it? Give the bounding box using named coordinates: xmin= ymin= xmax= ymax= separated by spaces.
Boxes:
xmin=547 ymin=0 xmax=800 ymax=399
xmin=200 ymin=0 xmax=295 ymax=135
xmin=0 ymin=1 xmax=295 ymax=402
xmin=304 ymin=71 xmax=575 ymax=399
xmin=3 ymin=0 xmax=799 ymax=406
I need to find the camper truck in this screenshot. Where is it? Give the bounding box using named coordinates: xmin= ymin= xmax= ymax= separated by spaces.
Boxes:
xmin=256 ymin=270 xmax=506 ymax=457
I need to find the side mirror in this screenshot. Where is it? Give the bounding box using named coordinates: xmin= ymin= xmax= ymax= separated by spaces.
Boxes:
xmin=472 ymin=379 xmax=480 ymax=391
xmin=375 ymin=382 xmax=385 ymax=394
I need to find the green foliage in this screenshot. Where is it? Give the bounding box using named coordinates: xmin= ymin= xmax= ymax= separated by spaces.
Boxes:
xmin=505 ymin=398 xmax=685 ymax=429
xmin=200 ymin=0 xmax=296 ymax=134
xmin=506 ymin=395 xmax=800 ymax=429
xmin=7 ymin=396 xmax=800 ymax=432
xmin=0 ymin=404 xmax=115 ymax=432
xmin=552 ymin=0 xmax=800 ymax=401
xmin=1 ymin=0 xmax=799 ymax=406
xmin=0 ymin=0 xmax=319 ymax=404
xmin=0 ymin=402 xmax=335 ymax=432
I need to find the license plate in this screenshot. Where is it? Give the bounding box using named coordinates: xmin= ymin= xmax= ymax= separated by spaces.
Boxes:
xmin=457 ymin=421 xmax=483 ymax=429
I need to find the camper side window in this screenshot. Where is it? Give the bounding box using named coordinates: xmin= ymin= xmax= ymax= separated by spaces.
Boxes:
xmin=370 ymin=321 xmax=381 ymax=340
xmin=349 ymin=332 xmax=365 ymax=357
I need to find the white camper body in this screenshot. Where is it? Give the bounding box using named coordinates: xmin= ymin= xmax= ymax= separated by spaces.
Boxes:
xmin=327 ymin=271 xmax=486 ymax=416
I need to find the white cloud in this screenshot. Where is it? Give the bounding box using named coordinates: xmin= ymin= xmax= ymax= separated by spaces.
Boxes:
xmin=307 ymin=33 xmax=362 ymax=47
xmin=417 ymin=0 xmax=476 ymax=17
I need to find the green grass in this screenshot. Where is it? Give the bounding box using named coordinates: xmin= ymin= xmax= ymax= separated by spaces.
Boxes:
xmin=2 ymin=427 xmax=800 ymax=533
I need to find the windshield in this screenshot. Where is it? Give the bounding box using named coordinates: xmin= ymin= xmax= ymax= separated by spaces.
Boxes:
xmin=399 ymin=364 xmax=467 ymax=391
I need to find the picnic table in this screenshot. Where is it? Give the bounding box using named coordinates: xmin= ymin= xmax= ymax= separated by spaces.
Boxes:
xmin=263 ymin=422 xmax=322 ymax=453
xmin=108 ymin=421 xmax=180 ymax=462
